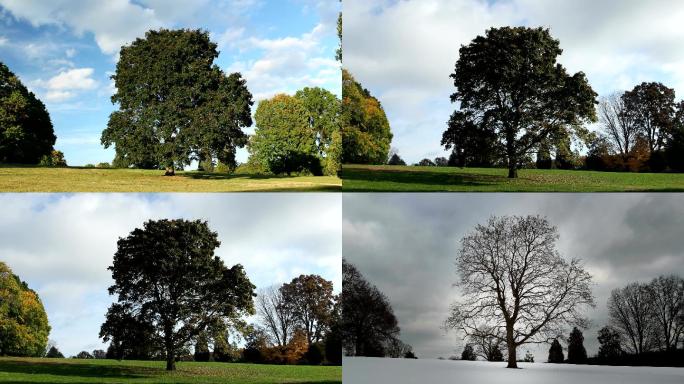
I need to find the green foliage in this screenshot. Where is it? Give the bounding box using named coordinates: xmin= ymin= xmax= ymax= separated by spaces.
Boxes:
xmin=45 ymin=346 xmax=64 ymax=358
xmin=304 ymin=343 xmax=324 ymax=365
xmin=0 ymin=62 xmax=56 ymax=164
xmin=101 ymin=29 xmax=253 ymax=174
xmin=39 ymin=150 xmax=67 ymax=167
xmin=75 ymin=351 xmax=94 ymax=359
xmin=295 ymin=87 xmax=341 ymax=176
xmin=103 ymin=219 xmax=256 ymax=370
xmin=444 ymin=27 xmax=597 ymax=178
xmin=96 ymin=162 xmax=110 ymax=169
xmin=0 ymin=262 xmax=50 ymax=357
xmin=250 ymin=94 xmax=320 ymax=175
xmin=342 ymin=69 xmax=392 ymax=164
xmin=387 ymin=153 xmax=406 ymax=166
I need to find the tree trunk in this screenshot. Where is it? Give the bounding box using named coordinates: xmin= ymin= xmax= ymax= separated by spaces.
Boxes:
xmin=506 ymin=344 xmax=518 ymax=368
xmin=164 ymin=166 xmax=175 ymax=176
xmin=508 ymin=165 xmax=518 ymax=179
xmin=166 ymin=350 xmax=176 ymax=371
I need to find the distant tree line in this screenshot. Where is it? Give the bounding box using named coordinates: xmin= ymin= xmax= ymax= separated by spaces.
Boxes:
xmin=542 ymin=274 xmax=684 ymax=367
xmin=341 ymin=259 xmax=416 ymax=359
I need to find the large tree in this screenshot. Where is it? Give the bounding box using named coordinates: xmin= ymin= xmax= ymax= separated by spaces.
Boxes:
xmin=341 ymin=259 xmax=399 ymax=356
xmin=444 ymin=27 xmax=597 ymax=178
xmin=447 ymin=215 xmax=594 ymax=368
xmin=102 ymin=29 xmax=253 ymax=175
xmin=249 ymin=94 xmax=319 ymax=175
xmin=623 ymin=82 xmax=676 ymax=153
xmin=103 ymin=219 xmax=255 ymax=370
xmin=294 ymin=87 xmax=341 ymax=175
xmin=0 ymin=62 xmax=56 ymax=164
xmin=342 ymin=69 xmax=393 ymax=164
xmin=599 ymin=93 xmax=639 ymax=161
xmin=0 ymin=261 xmax=50 ymax=357
xmin=281 ymin=274 xmax=335 ymax=345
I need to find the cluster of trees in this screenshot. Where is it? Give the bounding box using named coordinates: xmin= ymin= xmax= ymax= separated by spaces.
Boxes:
xmin=341 ymin=259 xmax=415 ymax=359
xmin=0 ymin=261 xmax=50 ymax=357
xmin=248 ymin=88 xmax=341 ymax=176
xmin=246 ymin=275 xmax=341 ymax=365
xmin=547 ymin=327 xmax=588 ymax=364
xmin=589 ymin=83 xmax=684 ymax=172
xmin=446 ymin=215 xmax=595 ymax=368
xmin=102 ymin=28 xmax=341 ymax=176
xmin=0 ymin=62 xmax=57 ymax=165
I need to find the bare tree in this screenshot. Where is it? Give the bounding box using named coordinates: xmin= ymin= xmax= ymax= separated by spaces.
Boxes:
xmin=256 ymin=286 xmax=296 ymax=347
xmin=467 ymin=326 xmax=507 ymax=361
xmin=647 ymin=275 xmax=684 ymax=351
xmin=599 ymin=94 xmax=638 ymax=160
xmin=608 ymin=282 xmax=656 ymax=355
xmin=446 ymin=215 xmax=595 ymax=368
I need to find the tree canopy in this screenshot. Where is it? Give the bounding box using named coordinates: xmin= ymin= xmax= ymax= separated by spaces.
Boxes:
xmin=101 ymin=29 xmax=253 ymax=175
xmin=0 ymin=261 xmax=50 ymax=357
xmin=443 ymin=27 xmax=597 ymax=178
xmin=102 ymin=219 xmax=255 ymax=370
xmin=447 ymin=215 xmax=595 ymax=368
xmin=342 ymin=69 xmax=392 ymax=164
xmin=295 ymin=87 xmax=341 ymax=174
xmin=0 ymin=62 xmax=56 ymax=164
xmin=281 ymin=274 xmax=335 ymax=345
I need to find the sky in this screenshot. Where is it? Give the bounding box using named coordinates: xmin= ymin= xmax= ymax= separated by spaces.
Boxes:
xmin=343 ymin=0 xmax=684 ymax=164
xmin=0 ymin=0 xmax=340 ymax=166
xmin=343 ymin=193 xmax=684 ymax=360
xmin=0 ymin=193 xmax=341 ymax=357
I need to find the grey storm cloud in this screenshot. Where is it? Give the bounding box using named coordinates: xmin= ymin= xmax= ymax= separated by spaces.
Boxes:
xmin=343 ymin=193 xmax=684 ymax=359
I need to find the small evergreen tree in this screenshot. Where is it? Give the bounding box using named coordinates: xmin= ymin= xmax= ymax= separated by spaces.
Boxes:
xmin=194 ymin=333 xmax=211 ymax=362
xmin=489 ymin=345 xmax=504 ymax=362
xmin=597 ymin=326 xmax=623 ymax=362
xmin=304 ymin=342 xmax=324 ymax=365
xmin=548 ymin=339 xmax=564 ymax=363
xmin=388 ymin=153 xmax=406 ymax=166
xmin=461 ymin=344 xmax=476 ymax=361
xmin=567 ymin=327 xmax=587 ymax=364
xmin=45 ymin=346 xmax=64 ymax=358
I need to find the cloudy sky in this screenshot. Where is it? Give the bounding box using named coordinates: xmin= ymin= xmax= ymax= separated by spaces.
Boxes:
xmin=0 ymin=193 xmax=341 ymax=356
xmin=0 ymin=0 xmax=340 ymax=165
xmin=344 ymin=0 xmax=684 ymax=163
xmin=343 ymin=193 xmax=684 ymax=360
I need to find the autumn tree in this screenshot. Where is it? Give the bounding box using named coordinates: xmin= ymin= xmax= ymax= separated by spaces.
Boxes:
xmin=623 ymin=82 xmax=676 ymax=153
xmin=444 ymin=27 xmax=597 ymax=178
xmin=0 ymin=62 xmax=56 ymax=164
xmin=102 ymin=219 xmax=255 ymax=370
xmin=281 ymin=274 xmax=335 ymax=345
xmin=447 ymin=215 xmax=595 ymax=368
xmin=342 ymin=69 xmax=392 ymax=164
xmin=608 ymin=282 xmax=655 ymax=355
xmin=342 ymin=259 xmax=399 ymax=356
xmin=250 ymin=94 xmax=320 ymax=175
xmin=102 ymin=29 xmax=253 ymax=175
xmin=256 ymin=285 xmax=296 ymax=348
xmin=0 ymin=262 xmax=50 ymax=357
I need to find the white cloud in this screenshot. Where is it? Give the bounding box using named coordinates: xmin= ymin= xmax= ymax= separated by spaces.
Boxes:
xmin=33 ymin=67 xmax=99 ymax=102
xmin=65 ymin=47 xmax=76 ymax=58
xmin=0 ymin=36 xmax=7 ymax=46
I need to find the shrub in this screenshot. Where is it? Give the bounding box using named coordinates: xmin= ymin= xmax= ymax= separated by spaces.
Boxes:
xmin=304 ymin=343 xmax=324 ymax=365
xmin=39 ymin=150 xmax=67 ymax=167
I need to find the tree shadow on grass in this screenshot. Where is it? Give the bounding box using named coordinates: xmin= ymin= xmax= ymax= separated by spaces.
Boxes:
xmin=0 ymin=359 xmax=159 ymax=380
xmin=340 ymin=167 xmax=508 ymax=191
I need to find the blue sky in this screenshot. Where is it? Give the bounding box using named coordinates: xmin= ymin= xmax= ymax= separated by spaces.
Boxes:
xmin=0 ymin=0 xmax=340 ymax=165
xmin=0 ymin=193 xmax=341 ymax=357
xmin=344 ymin=0 xmax=684 ymax=163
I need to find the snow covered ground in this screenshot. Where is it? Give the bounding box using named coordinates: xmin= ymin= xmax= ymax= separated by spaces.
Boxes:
xmin=343 ymin=357 xmax=684 ymax=384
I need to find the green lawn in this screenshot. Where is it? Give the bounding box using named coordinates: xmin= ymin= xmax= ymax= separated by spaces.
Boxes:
xmin=341 ymin=164 xmax=684 ymax=192
xmin=0 ymin=166 xmax=341 ymax=192
xmin=0 ymin=357 xmax=341 ymax=383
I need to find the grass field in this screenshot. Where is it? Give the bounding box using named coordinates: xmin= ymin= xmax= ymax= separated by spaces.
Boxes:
xmin=341 ymin=164 xmax=684 ymax=192
xmin=0 ymin=357 xmax=341 ymax=383
xmin=0 ymin=166 xmax=341 ymax=192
